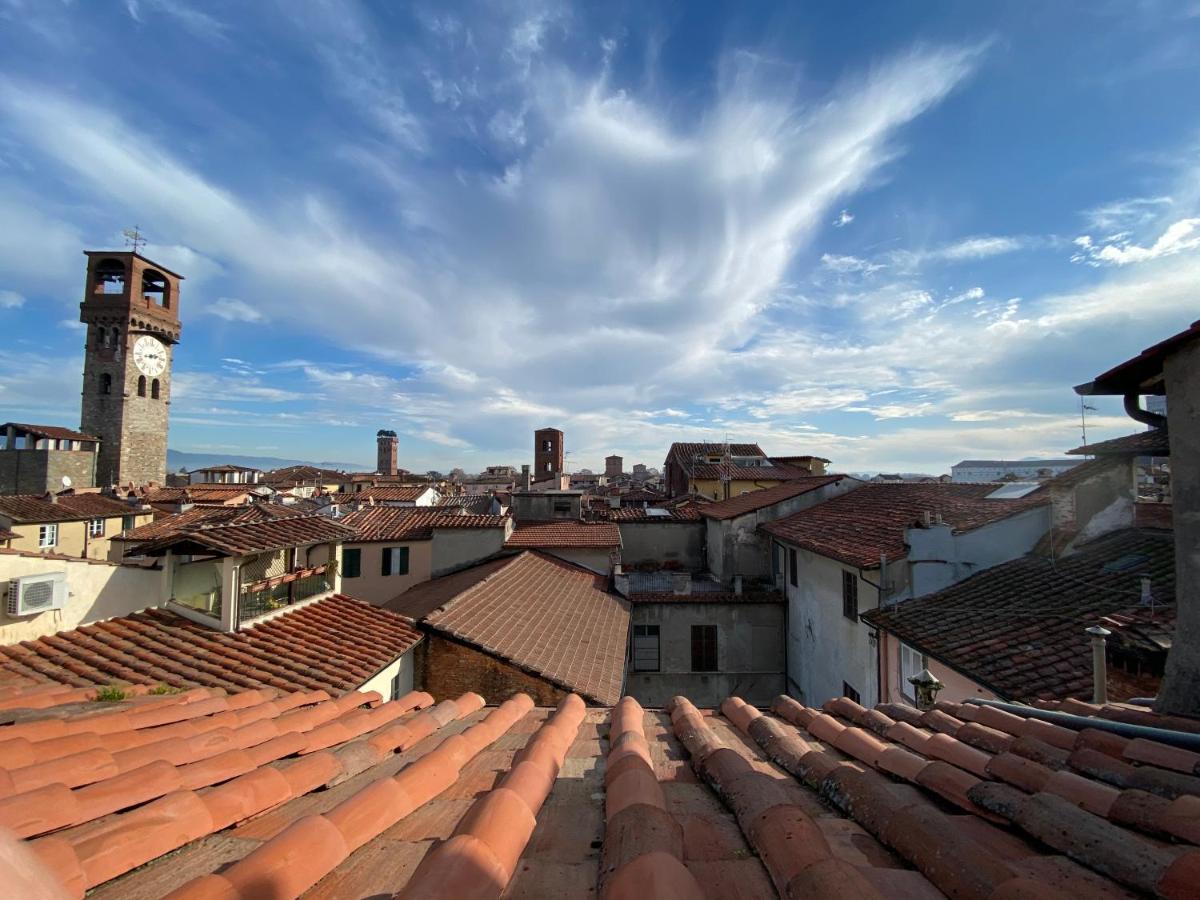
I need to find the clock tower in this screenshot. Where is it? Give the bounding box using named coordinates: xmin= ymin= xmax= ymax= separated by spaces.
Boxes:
xmin=79 ymin=251 xmax=183 ymax=488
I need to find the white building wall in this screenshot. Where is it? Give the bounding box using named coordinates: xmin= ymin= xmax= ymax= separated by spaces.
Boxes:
xmin=783 ymin=547 xmax=883 ymax=708
xmin=0 ymin=552 xmax=162 ymax=643
xmin=906 ymin=506 xmax=1050 ymax=598
xmin=358 ymin=650 xmax=415 ymax=700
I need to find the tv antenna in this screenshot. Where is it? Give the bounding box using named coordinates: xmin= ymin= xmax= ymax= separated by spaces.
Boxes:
xmin=1079 ymin=399 xmax=1097 ymax=451
xmin=122 ymin=226 xmax=147 ymax=254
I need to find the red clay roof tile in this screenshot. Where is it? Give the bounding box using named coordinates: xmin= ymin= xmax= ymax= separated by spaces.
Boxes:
xmin=0 ymin=595 xmax=420 ymax=696
xmin=762 ymin=482 xmax=1046 ymax=568
xmin=504 ymin=520 xmax=621 ymax=548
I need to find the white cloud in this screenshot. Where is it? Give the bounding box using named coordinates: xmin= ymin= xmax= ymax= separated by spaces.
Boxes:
xmin=935 ymin=234 xmax=1024 ymax=260
xmin=833 ymin=209 xmax=854 ymax=227
xmin=1083 ymin=195 xmax=1173 ymax=232
xmin=0 ymin=289 xmax=24 ymax=308
xmin=843 ymin=402 xmax=935 ymax=419
xmin=821 ymin=253 xmax=884 ymax=274
xmin=1072 ymin=217 xmax=1200 ymax=266
xmin=204 ymin=297 xmax=266 ymax=323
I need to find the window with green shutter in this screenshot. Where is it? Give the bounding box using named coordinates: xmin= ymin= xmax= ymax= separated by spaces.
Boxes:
xmin=343 ymin=548 xmax=361 ymax=578
xmin=382 ymin=546 xmax=410 ymax=576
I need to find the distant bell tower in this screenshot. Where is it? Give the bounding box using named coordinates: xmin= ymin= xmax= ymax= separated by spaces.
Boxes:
xmin=534 ymin=427 xmax=564 ymax=478
xmin=377 ymin=429 xmax=399 ymax=476
xmin=79 ymin=250 xmax=183 ymax=488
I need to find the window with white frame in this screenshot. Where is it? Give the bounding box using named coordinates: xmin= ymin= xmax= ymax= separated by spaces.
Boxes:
xmin=900 ymin=642 xmax=924 ymax=701
xmin=632 ymin=624 xmax=660 ymax=672
xmin=88 ymin=518 xmax=105 ymax=537
xmin=39 ymin=524 xmax=58 ymax=548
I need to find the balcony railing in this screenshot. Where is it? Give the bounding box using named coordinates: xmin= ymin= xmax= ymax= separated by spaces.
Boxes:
xmin=238 ymin=562 xmax=334 ymax=624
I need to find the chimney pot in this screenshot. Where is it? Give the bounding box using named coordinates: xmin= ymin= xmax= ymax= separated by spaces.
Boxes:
xmin=1086 ymin=625 xmax=1112 ymax=705
xmin=907 ymin=668 xmax=944 ymax=711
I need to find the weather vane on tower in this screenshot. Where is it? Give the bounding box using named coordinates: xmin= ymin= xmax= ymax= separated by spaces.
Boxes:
xmin=122 ymin=225 xmax=146 ymax=254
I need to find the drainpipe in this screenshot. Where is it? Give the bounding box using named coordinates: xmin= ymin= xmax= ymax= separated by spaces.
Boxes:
xmin=1087 ymin=625 xmax=1112 ymax=705
xmin=1123 ymin=392 xmax=1167 ymax=429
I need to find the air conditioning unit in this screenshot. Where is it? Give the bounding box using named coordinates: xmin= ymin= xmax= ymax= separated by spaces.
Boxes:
xmin=7 ymin=572 xmax=68 ymax=616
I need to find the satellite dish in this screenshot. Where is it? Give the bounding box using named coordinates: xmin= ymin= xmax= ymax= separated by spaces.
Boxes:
xmin=61 ymin=475 xmax=72 ymax=488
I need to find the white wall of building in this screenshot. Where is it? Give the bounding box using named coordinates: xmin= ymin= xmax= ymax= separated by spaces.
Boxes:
xmin=358 ymin=649 xmax=416 ymax=700
xmin=0 ymin=551 xmax=162 ymax=643
xmin=782 ymin=547 xmax=882 ymax=709
xmin=905 ymin=506 xmax=1050 ymax=598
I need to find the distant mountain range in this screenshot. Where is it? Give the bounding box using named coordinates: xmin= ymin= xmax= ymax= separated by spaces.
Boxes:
xmin=167 ymin=449 xmax=370 ymax=474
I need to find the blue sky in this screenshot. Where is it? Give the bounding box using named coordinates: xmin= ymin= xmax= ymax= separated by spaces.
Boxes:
xmin=1 ymin=1 xmax=1198 ymax=474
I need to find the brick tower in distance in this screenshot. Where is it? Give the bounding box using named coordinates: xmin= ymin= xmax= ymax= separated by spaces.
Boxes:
xmin=534 ymin=427 xmax=564 ymax=479
xmin=377 ymin=429 xmax=399 ymax=476
xmin=79 ymin=251 xmax=183 ymax=488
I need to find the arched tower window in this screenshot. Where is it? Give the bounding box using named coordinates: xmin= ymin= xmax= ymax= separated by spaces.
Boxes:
xmin=137 ymin=375 xmax=146 ymax=397
xmin=100 ymin=373 xmax=112 ymax=395
xmin=151 ymin=379 xmax=160 ymax=400
xmin=141 ymin=269 xmax=169 ymax=308
xmin=94 ymin=326 xmax=106 ymax=349
xmin=93 ymin=259 xmax=126 ymax=295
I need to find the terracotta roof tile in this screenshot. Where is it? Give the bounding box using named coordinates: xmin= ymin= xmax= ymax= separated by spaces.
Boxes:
xmin=134 ymin=514 xmax=356 ymax=557
xmin=0 ymin=595 xmax=421 ymax=696
xmin=350 ymin=486 xmax=432 ymax=503
xmin=665 ymin=442 xmax=765 ymax=464
xmin=762 ymin=482 xmax=1046 ymax=568
xmin=504 ymin=520 xmax=621 ymax=549
xmin=0 ymin=493 xmax=135 ymax=524
xmin=863 ymin=529 xmax=1175 ymax=702
xmin=605 ymin=504 xmax=703 ymax=521
xmin=385 ymin=556 xmax=517 ymax=621
xmin=698 ymin=475 xmax=848 ymax=520
xmin=1 ymin=422 xmax=99 ymax=442
xmin=113 ymin=502 xmax=300 ymax=542
xmin=1069 ymin=428 xmax=1170 ymax=456
xmin=341 ymin=506 xmax=507 ymax=542
xmin=6 ymin=677 xmax=1198 ymax=899
xmin=419 ymin=552 xmax=630 ymax=705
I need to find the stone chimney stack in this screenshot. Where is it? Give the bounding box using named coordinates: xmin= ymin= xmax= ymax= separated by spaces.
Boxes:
xmin=376 ymin=430 xmax=398 ymax=476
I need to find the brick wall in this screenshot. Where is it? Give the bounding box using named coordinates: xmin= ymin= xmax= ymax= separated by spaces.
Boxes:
xmin=0 ymin=450 xmax=97 ymax=494
xmin=418 ymin=634 xmax=567 ymax=707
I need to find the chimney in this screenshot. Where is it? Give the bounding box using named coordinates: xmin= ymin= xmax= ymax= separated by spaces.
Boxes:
xmin=907 ymin=669 xmax=944 ymax=710
xmin=734 ymin=575 xmax=743 ymax=596
xmin=671 ymin=572 xmax=691 ymax=596
xmin=520 ymin=464 xmax=531 ymax=490
xmin=922 ymin=510 xmax=932 ymax=527
xmin=1086 ymin=625 xmax=1111 ymax=704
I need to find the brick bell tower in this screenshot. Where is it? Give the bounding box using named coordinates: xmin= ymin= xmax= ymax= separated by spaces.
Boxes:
xmin=79 ymin=251 xmax=183 ymax=488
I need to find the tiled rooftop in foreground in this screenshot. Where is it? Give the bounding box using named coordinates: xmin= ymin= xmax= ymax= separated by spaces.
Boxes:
xmin=0 ymin=595 xmax=421 ymax=695
xmin=3 ymin=676 xmax=1200 ymax=898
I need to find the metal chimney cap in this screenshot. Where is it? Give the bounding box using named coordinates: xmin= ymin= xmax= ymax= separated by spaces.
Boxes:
xmin=907 ymin=668 xmax=943 ymax=688
xmin=1086 ymin=625 xmax=1112 ymax=637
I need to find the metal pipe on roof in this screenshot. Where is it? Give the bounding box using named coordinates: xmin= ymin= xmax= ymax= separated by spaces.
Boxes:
xmin=1123 ymin=392 xmax=1168 ymax=429
xmin=964 ymin=698 xmax=1200 ymax=751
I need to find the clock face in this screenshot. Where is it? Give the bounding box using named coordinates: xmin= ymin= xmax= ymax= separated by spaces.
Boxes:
xmin=133 ymin=335 xmax=167 ymax=377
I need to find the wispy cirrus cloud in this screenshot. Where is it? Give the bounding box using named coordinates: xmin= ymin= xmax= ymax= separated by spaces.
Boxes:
xmin=1072 ymin=217 xmax=1200 ymax=266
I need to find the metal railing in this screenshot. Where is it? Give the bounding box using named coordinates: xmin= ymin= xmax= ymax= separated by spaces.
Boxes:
xmin=237 ymin=565 xmax=333 ymax=624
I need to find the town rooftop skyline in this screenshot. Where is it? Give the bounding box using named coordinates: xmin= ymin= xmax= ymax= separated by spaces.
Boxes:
xmin=1 ymin=2 xmax=1197 ymax=473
